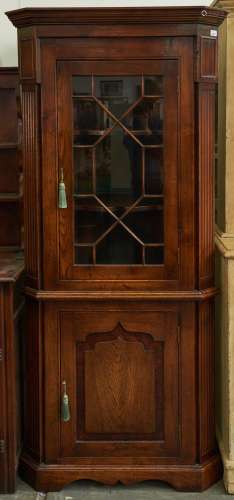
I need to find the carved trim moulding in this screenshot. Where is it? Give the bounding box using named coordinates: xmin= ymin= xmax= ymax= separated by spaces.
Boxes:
xmin=7 ymin=7 xmax=226 ymax=28
xmin=24 ymin=287 xmax=218 ymax=301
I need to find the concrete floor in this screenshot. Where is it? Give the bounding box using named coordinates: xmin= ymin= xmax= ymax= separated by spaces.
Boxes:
xmin=0 ymin=478 xmax=229 ymax=500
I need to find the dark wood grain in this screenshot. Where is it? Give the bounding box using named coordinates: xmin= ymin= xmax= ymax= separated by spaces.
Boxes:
xmin=21 ymin=85 xmax=41 ymax=288
xmin=197 ymin=82 xmax=216 ymax=289
xmin=7 ymin=7 xmax=226 ymax=28
xmin=23 ymin=298 xmax=43 ymax=462
xmin=0 ymin=253 xmax=24 ymax=493
xmin=10 ymin=6 xmax=226 ymax=493
xmin=60 ymin=311 xmax=178 ymax=456
xmin=198 ymin=300 xmax=216 ymax=461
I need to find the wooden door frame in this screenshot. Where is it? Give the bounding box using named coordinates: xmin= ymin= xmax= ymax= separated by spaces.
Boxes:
xmin=57 ymin=59 xmax=178 ymax=283
xmin=40 ymin=37 xmax=195 ymax=292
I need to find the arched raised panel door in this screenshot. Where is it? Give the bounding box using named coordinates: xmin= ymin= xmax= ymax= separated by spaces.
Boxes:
xmin=59 ymin=309 xmax=180 ymax=459
xmin=57 ymin=59 xmax=178 ymax=285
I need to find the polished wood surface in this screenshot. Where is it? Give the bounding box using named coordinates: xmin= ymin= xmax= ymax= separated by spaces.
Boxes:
xmin=7 ymin=6 xmax=226 ymax=493
xmin=7 ymin=7 xmax=226 ymax=27
xmin=0 ymin=251 xmax=24 ymax=493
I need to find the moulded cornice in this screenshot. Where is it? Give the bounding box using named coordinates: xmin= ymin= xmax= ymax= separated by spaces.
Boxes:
xmin=6 ymin=7 xmax=226 ymax=28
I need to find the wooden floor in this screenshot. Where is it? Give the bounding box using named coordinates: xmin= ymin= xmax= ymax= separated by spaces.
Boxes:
xmin=0 ymin=478 xmax=228 ymax=499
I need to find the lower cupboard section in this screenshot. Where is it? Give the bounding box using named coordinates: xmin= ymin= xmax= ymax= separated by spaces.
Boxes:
xmin=22 ymin=298 xmax=219 ymax=489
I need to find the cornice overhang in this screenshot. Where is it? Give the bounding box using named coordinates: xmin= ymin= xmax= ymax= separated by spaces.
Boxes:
xmin=6 ymin=7 xmax=226 ymax=29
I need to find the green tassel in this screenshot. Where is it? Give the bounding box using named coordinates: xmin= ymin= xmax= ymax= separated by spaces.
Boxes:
xmin=58 ymin=168 xmax=67 ymax=209
xmin=61 ymin=381 xmax=70 ymax=422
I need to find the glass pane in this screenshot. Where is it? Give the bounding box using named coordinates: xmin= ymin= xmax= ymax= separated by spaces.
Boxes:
xmin=73 ymin=98 xmax=112 ymax=145
xmin=145 ymin=149 xmax=163 ymax=195
xmin=144 ymin=76 xmax=163 ymax=95
xmin=145 ymin=246 xmax=164 ymax=264
xmin=74 ymin=196 xmax=115 ymax=245
xmin=73 ymin=76 xmax=92 ymax=96
xmin=95 ymin=131 xmax=142 ymax=206
xmin=124 ymin=198 xmax=164 ymax=244
xmin=95 ymin=76 xmax=141 ymax=118
xmin=96 ymin=225 xmax=142 ymax=265
xmin=74 ymin=148 xmax=93 ymax=194
xmin=123 ymin=99 xmax=163 ymax=146
xmin=75 ymin=246 xmax=93 ymax=264
xmin=72 ymin=74 xmax=165 ymax=267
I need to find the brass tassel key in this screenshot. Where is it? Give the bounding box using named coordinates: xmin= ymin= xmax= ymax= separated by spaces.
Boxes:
xmin=61 ymin=381 xmax=71 ymax=422
xmin=58 ymin=168 xmax=67 ymax=209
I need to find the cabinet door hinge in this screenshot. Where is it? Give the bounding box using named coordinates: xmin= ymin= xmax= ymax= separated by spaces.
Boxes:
xmin=0 ymin=349 xmax=3 ymax=362
xmin=0 ymin=440 xmax=6 ymax=454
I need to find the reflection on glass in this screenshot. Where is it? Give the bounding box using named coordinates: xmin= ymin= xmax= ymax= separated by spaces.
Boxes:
xmin=95 ymin=76 xmax=141 ymax=118
xmin=73 ymin=76 xmax=92 ymax=96
xmin=95 ymin=131 xmax=142 ymax=205
xmin=124 ymin=198 xmax=164 ymax=244
xmin=72 ymin=74 xmax=165 ymax=266
xmin=145 ymin=247 xmax=164 ymax=265
xmin=75 ymin=197 xmax=115 ymax=244
xmin=96 ymin=225 xmax=142 ymax=264
xmin=144 ymin=76 xmax=163 ymax=95
xmin=73 ymin=99 xmax=111 ymax=145
xmin=145 ymin=149 xmax=163 ymax=194
xmin=74 ymin=149 xmax=93 ymax=194
xmin=124 ymin=99 xmax=163 ymax=146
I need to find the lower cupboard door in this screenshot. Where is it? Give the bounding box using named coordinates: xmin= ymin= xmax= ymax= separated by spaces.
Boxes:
xmin=57 ymin=308 xmax=185 ymax=460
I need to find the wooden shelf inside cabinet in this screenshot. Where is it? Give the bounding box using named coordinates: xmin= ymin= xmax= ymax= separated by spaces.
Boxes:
xmin=0 ymin=143 xmax=18 ymax=150
xmin=0 ymin=193 xmax=22 ymax=202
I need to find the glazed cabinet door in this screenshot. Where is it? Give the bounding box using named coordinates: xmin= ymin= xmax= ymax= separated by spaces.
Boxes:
xmin=44 ymin=303 xmax=196 ymax=463
xmin=56 ymin=59 xmax=178 ymax=285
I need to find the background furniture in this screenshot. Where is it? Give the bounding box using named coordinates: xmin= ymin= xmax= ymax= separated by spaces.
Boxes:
xmin=0 ymin=67 xmax=24 ymax=493
xmin=212 ymin=0 xmax=234 ymax=494
xmin=0 ymin=68 xmax=23 ymax=250
xmin=0 ymin=254 xmax=24 ymax=493
xmin=8 ymin=6 xmax=225 ymax=493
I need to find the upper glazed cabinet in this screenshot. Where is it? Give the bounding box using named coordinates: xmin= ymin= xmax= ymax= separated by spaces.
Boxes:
xmin=7 ymin=7 xmax=225 ymax=293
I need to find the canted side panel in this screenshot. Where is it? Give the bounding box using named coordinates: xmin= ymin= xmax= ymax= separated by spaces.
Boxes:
xmin=22 ymin=87 xmax=41 ymax=288
xmin=23 ymin=299 xmax=42 ymax=461
xmin=198 ymin=300 xmax=216 ymax=461
xmin=200 ymin=37 xmax=217 ymax=80
xmin=198 ymin=84 xmax=215 ymax=289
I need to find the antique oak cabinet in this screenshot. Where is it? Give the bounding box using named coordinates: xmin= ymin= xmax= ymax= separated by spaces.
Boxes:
xmin=8 ymin=6 xmax=226 ymax=492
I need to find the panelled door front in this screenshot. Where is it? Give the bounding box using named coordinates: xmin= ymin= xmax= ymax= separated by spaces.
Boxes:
xmin=57 ymin=60 xmax=178 ymax=283
xmin=59 ymin=308 xmax=180 ymax=459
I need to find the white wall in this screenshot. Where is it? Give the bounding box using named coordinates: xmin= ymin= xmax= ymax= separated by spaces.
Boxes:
xmin=1 ymin=0 xmax=213 ymax=67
